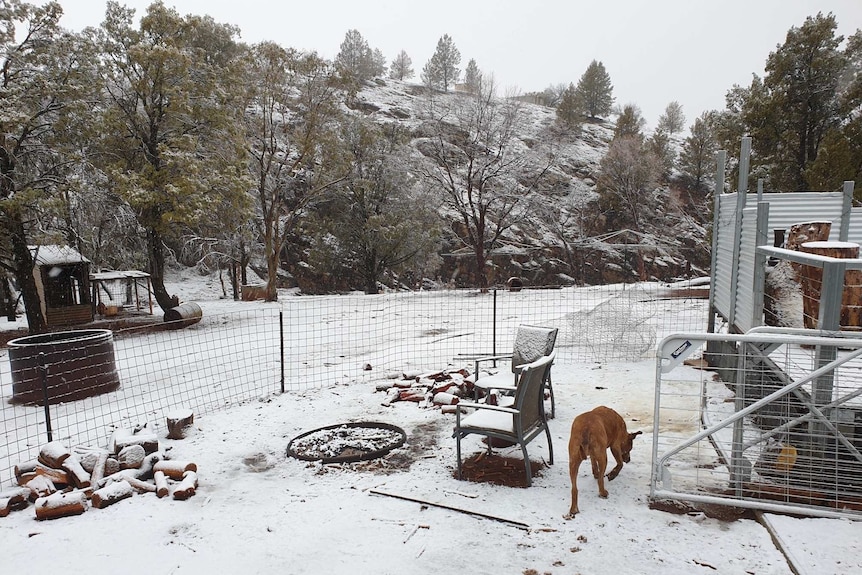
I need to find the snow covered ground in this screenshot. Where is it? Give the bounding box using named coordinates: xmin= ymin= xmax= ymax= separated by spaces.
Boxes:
xmin=1 ymin=274 xmax=861 ymax=574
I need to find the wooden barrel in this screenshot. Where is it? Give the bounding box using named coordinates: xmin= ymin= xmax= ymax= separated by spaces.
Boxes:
xmin=799 ymin=241 xmax=861 ymax=329
xmin=163 ymin=302 xmax=203 ymax=329
xmin=8 ymin=329 xmax=121 ymax=405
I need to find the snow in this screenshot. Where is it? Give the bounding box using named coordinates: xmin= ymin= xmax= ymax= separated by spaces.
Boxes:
xmin=1 ymin=271 xmax=861 ymax=574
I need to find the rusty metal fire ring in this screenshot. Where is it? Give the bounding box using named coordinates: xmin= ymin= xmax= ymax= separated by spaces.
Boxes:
xmin=286 ymin=422 xmax=407 ymax=464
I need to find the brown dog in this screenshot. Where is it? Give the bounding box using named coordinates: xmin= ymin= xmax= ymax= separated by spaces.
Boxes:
xmin=564 ymin=406 xmax=642 ymax=518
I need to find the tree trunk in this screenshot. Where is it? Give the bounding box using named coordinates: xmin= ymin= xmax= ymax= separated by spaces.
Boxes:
xmin=9 ymin=216 xmax=46 ymax=333
xmin=146 ymin=227 xmax=178 ymax=311
xmin=1 ymin=274 xmax=15 ymax=321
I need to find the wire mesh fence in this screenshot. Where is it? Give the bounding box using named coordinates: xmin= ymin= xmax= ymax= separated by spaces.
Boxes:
xmin=0 ymin=283 xmax=708 ymax=484
xmin=653 ymin=330 xmax=862 ymax=519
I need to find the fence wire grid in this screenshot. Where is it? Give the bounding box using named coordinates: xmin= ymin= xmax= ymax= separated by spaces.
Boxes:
xmin=1 ymin=283 xmax=706 ymax=484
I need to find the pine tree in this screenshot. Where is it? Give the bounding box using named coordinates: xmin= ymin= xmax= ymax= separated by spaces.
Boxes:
xmin=614 ymin=104 xmax=646 ymax=140
xmin=574 ymin=60 xmax=614 ymax=120
xmin=679 ymin=112 xmax=717 ymax=191
xmin=555 ymin=83 xmax=582 ymax=130
xmin=335 ymin=29 xmax=382 ymax=82
xmin=464 ymin=58 xmax=481 ymax=93
xmin=657 ymin=101 xmax=685 ymax=134
xmin=389 ymin=50 xmax=413 ymax=80
xmin=421 ymin=34 xmax=461 ymax=92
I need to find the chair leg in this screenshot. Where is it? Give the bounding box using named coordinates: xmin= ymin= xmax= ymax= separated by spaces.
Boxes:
xmin=544 ymin=424 xmax=554 ymax=465
xmin=520 ymin=442 xmax=532 ymax=487
xmin=546 ymin=375 xmax=555 ymax=419
xmin=456 ymin=433 xmax=463 ymax=480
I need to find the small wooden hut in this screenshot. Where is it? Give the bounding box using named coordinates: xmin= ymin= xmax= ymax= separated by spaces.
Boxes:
xmin=31 ymin=245 xmax=94 ymax=327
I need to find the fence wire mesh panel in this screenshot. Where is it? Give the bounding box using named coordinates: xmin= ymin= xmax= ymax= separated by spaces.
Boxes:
xmin=1 ymin=283 xmax=707 ymax=483
xmin=652 ymin=330 xmax=862 ymax=519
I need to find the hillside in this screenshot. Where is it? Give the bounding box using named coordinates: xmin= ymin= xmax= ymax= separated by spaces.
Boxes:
xmin=339 ymin=79 xmax=711 ymax=289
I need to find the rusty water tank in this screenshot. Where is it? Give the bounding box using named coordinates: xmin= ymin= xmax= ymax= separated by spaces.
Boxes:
xmin=8 ymin=329 xmax=121 ymax=405
xmin=163 ymin=302 xmax=203 ymax=329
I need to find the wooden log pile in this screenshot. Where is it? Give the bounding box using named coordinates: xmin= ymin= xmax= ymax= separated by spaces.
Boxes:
xmin=376 ymin=368 xmax=473 ymax=411
xmin=2 ymin=424 xmax=201 ymax=520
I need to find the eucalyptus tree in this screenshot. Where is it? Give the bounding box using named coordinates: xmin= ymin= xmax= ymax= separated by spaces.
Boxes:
xmin=92 ymin=1 xmax=251 ymax=310
xmin=0 ymin=1 xmax=98 ymax=332
xmin=243 ymin=41 xmax=344 ymax=300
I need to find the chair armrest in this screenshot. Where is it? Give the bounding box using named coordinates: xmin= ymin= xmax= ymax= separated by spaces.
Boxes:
xmin=474 ymin=354 xmax=513 ymax=367
xmin=456 ymin=402 xmax=519 ymax=415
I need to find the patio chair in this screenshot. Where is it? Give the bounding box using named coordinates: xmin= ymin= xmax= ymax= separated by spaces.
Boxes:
xmin=455 ymin=351 xmax=556 ymax=487
xmin=473 ymin=325 xmax=558 ymax=418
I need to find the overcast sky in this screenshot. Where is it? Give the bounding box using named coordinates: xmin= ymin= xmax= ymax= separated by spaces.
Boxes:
xmin=56 ymin=0 xmax=861 ymax=130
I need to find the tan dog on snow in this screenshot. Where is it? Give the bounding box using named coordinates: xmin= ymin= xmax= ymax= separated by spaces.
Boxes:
xmin=564 ymin=406 xmax=642 ymax=518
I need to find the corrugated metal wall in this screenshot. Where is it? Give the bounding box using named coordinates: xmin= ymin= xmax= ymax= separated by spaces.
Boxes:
xmin=712 ymin=190 xmax=856 ymax=333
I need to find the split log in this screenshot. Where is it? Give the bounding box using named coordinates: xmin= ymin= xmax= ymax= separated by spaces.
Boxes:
xmin=172 ymin=471 xmax=197 ymax=500
xmin=397 ymin=389 xmax=428 ymax=403
xmin=99 ymin=471 xmax=156 ymax=493
xmin=117 ymin=444 xmax=146 ymax=470
xmin=38 ymin=441 xmax=72 ymax=469
xmin=111 ymin=428 xmax=159 ymax=455
xmin=24 ymin=475 xmax=56 ymax=500
xmin=34 ymin=463 xmax=71 ymax=487
xmin=381 ymin=388 xmax=400 ymax=406
xmin=432 ymin=391 xmax=459 ymax=405
xmin=0 ymin=487 xmax=30 ymax=517
xmin=166 ymin=409 xmax=195 ymax=440
xmin=74 ymin=447 xmax=110 ymax=473
xmin=90 ymin=451 xmax=109 ymax=486
xmin=61 ymin=454 xmax=92 ymax=489
xmin=91 ymin=480 xmax=134 ymax=509
xmin=105 ymin=458 xmax=120 ymax=476
xmin=153 ymin=460 xmax=197 ymax=480
xmin=135 ymin=452 xmax=163 ymax=481
xmin=35 ymin=490 xmax=87 ymax=520
xmin=14 ymin=460 xmax=37 ymax=483
xmin=16 ymin=472 xmax=37 ymax=487
xmin=154 ymin=471 xmax=169 ymax=498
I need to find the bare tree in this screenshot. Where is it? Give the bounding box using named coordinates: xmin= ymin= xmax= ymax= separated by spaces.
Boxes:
xmin=244 ymin=42 xmax=344 ymax=300
xmin=597 ymin=136 xmax=661 ymax=231
xmin=414 ymin=78 xmax=554 ymax=288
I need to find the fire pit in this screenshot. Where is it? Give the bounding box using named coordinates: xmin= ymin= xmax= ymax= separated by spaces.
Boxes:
xmin=286 ymin=422 xmax=406 ymax=464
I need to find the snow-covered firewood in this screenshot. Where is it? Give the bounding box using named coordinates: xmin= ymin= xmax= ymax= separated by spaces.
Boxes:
xmin=34 ymin=463 xmax=71 ymax=487
xmin=154 ymin=470 xmax=169 ymax=498
xmin=104 ymin=457 xmax=120 ymax=476
xmin=117 ymin=444 xmax=146 ymax=470
xmin=25 ymin=474 xmax=57 ymax=500
xmin=99 ymin=470 xmax=156 ymax=493
xmin=0 ymin=487 xmax=30 ymax=517
xmin=432 ymin=391 xmax=459 ymax=405
xmin=166 ymin=409 xmax=194 ymax=439
xmin=91 ymin=480 xmax=134 ymax=509
xmin=61 ymin=454 xmax=92 ymax=489
xmin=34 ymin=490 xmax=87 ymax=520
xmin=110 ymin=427 xmax=159 ymax=455
xmin=14 ymin=460 xmax=37 ymax=483
xmin=172 ymin=470 xmax=197 ymax=500
xmin=153 ymin=460 xmax=197 ymax=480
xmin=38 ymin=441 xmax=72 ymax=469
xmin=90 ymin=451 xmax=110 ymax=486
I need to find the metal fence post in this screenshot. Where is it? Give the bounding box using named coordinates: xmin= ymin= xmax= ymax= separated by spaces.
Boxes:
xmin=38 ymin=352 xmax=53 ymax=442
xmin=279 ymin=308 xmax=285 ymax=394
xmin=492 ymin=289 xmax=497 ymax=359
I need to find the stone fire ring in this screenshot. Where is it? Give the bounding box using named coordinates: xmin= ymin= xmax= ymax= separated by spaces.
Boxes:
xmin=286 ymin=422 xmax=407 ymax=464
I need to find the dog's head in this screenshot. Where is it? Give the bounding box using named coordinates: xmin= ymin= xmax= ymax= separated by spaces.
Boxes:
xmin=621 ymin=430 xmax=643 ymax=463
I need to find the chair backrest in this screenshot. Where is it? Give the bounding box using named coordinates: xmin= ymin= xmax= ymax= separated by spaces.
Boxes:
xmin=510 ymin=325 xmax=558 ymax=374
xmin=514 ymin=350 xmax=556 ymax=428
